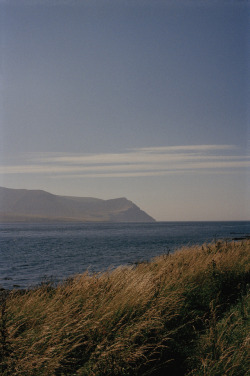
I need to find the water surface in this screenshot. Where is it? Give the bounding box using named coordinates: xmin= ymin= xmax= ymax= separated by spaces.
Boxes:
xmin=0 ymin=221 xmax=249 ymax=289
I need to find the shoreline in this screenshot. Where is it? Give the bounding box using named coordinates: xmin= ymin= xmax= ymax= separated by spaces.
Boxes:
xmin=1 ymin=235 xmax=249 ymax=292
xmin=1 ymin=240 xmax=249 ymax=375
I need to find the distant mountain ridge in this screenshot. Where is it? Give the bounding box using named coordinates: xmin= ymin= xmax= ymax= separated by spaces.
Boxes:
xmin=0 ymin=187 xmax=155 ymax=222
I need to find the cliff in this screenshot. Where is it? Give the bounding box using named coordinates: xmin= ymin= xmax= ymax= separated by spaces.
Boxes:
xmin=0 ymin=187 xmax=155 ymax=222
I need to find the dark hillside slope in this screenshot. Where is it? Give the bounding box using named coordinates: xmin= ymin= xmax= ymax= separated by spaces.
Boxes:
xmin=0 ymin=187 xmax=155 ymax=222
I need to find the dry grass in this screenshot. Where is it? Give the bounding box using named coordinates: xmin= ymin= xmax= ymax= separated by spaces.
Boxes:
xmin=1 ymin=240 xmax=249 ymax=375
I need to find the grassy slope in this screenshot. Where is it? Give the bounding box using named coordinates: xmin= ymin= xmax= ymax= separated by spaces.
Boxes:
xmin=1 ymin=240 xmax=249 ymax=376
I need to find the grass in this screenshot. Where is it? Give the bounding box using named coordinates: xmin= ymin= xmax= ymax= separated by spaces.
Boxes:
xmin=0 ymin=240 xmax=249 ymax=375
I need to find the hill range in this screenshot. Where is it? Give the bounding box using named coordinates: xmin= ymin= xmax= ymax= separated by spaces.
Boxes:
xmin=0 ymin=187 xmax=155 ymax=223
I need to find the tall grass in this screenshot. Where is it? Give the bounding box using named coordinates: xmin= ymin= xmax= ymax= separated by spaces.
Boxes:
xmin=1 ymin=240 xmax=249 ymax=375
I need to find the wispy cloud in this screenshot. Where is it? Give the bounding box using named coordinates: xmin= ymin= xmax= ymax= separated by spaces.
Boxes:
xmin=1 ymin=145 xmax=249 ymax=178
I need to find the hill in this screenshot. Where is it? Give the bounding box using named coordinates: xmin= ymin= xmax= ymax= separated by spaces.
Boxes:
xmin=0 ymin=187 xmax=155 ymax=222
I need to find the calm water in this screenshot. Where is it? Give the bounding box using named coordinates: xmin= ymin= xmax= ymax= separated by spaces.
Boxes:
xmin=0 ymin=221 xmax=249 ymax=289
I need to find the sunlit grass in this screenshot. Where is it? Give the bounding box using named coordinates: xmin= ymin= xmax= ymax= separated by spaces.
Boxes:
xmin=1 ymin=240 xmax=249 ymax=375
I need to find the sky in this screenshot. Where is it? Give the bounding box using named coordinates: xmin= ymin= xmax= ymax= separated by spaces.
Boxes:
xmin=0 ymin=0 xmax=249 ymax=221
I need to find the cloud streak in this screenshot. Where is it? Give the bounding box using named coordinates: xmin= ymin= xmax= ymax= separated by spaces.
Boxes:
xmin=1 ymin=145 xmax=249 ymax=178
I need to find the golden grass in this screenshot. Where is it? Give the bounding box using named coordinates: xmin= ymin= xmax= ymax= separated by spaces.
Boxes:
xmin=1 ymin=240 xmax=249 ymax=375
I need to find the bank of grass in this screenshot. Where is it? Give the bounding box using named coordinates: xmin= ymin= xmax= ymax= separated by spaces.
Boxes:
xmin=1 ymin=240 xmax=249 ymax=375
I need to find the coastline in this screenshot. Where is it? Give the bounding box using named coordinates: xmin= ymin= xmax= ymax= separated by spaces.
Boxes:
xmin=1 ymin=240 xmax=249 ymax=375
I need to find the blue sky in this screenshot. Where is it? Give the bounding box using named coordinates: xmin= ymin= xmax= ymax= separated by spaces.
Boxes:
xmin=0 ymin=0 xmax=249 ymax=220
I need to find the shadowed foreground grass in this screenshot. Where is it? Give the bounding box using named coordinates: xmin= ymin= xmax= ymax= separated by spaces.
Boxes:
xmin=1 ymin=240 xmax=249 ymax=375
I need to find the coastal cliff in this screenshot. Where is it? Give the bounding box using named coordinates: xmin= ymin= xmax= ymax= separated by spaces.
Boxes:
xmin=0 ymin=187 xmax=155 ymax=222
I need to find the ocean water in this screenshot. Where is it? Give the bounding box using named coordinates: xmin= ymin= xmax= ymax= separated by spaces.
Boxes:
xmin=0 ymin=221 xmax=249 ymax=289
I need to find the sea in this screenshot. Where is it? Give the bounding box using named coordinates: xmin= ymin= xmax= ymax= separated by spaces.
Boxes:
xmin=0 ymin=221 xmax=249 ymax=290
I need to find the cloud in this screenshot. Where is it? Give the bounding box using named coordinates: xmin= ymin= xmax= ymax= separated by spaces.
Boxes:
xmin=29 ymin=144 xmax=239 ymax=165
xmin=136 ymin=145 xmax=236 ymax=153
xmin=0 ymin=145 xmax=249 ymax=178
